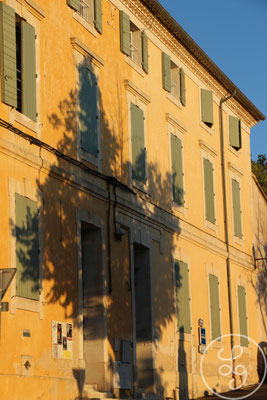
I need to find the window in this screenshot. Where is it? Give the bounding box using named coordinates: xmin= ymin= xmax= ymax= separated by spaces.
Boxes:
xmin=201 ymin=89 xmax=213 ymax=127
xmin=162 ymin=52 xmax=186 ymax=105
xmin=232 ymin=178 xmax=242 ymax=239
xmin=203 ymin=158 xmax=216 ymax=224
xmin=15 ymin=194 xmax=39 ymax=300
xmin=237 ymin=286 xmax=248 ymax=347
xmin=229 ymin=116 xmax=241 ymax=151
xmin=0 ymin=3 xmax=37 ymax=121
xmin=209 ymin=274 xmax=221 ymax=340
xmin=78 ymin=63 xmax=99 ymax=159
xmin=171 ymin=133 xmax=184 ymax=206
xmin=67 ymin=0 xmax=102 ymax=33
xmin=119 ymin=10 xmax=148 ymax=73
xmin=175 ymin=260 xmax=191 ymax=334
xmin=131 ymin=102 xmax=146 ymax=183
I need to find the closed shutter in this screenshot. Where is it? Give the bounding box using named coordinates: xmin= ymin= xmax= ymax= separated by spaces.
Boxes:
xmin=209 ymin=274 xmax=221 ymax=340
xmin=131 ymin=103 xmax=146 ymax=183
xmin=15 ymin=193 xmax=39 ymax=300
xmin=22 ymin=21 xmax=36 ymax=121
xmin=175 ymin=260 xmax=191 ymax=334
xmin=201 ymin=89 xmax=213 ymax=126
xmin=229 ymin=116 xmax=241 ymax=149
xmin=94 ymin=0 xmax=102 ymax=34
xmin=119 ymin=10 xmax=130 ymax=56
xmin=171 ymin=134 xmax=184 ymax=205
xmin=238 ymin=286 xmax=248 ymax=347
xmin=78 ymin=65 xmax=98 ymax=156
xmin=0 ymin=3 xmax=17 ymax=108
xmin=67 ymin=0 xmax=80 ymax=12
xmin=204 ymin=158 xmax=215 ymax=224
xmin=141 ymin=31 xmax=148 ymax=74
xmin=180 ymin=68 xmax=186 ymax=106
xmin=232 ymin=179 xmax=242 ymax=238
xmin=162 ymin=52 xmax=171 ymax=92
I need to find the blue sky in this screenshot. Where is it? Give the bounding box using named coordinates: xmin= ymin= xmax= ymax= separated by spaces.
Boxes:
xmin=159 ymin=0 xmax=266 ymax=160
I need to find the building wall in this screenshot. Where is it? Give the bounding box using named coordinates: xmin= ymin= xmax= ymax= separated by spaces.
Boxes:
xmin=0 ymin=0 xmax=264 ymax=399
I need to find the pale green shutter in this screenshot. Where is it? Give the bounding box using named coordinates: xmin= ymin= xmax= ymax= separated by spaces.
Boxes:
xmin=162 ymin=52 xmax=171 ymax=92
xmin=171 ymin=134 xmax=184 ymax=205
xmin=94 ymin=0 xmax=102 ymax=34
xmin=175 ymin=260 xmax=191 ymax=334
xmin=120 ymin=10 xmax=130 ymax=56
xmin=79 ymin=65 xmax=98 ymax=156
xmin=0 ymin=3 xmax=17 ymax=108
xmin=22 ymin=21 xmax=36 ymax=121
xmin=229 ymin=116 xmax=241 ymax=149
xmin=15 ymin=194 xmax=39 ymax=300
xmin=209 ymin=274 xmax=221 ymax=340
xmin=141 ymin=31 xmax=148 ymax=74
xmin=67 ymin=0 xmax=80 ymax=12
xmin=180 ymin=68 xmax=186 ymax=106
xmin=232 ymin=179 xmax=242 ymax=238
xmin=238 ymin=286 xmax=248 ymax=347
xmin=201 ymin=89 xmax=213 ymax=126
xmin=131 ymin=103 xmax=146 ymax=183
xmin=204 ymin=158 xmax=215 ymax=224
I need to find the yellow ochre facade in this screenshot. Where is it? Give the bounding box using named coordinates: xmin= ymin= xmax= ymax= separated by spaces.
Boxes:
xmin=0 ymin=0 xmax=266 ymax=399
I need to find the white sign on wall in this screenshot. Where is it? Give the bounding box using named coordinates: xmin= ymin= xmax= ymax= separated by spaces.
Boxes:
xmin=51 ymin=320 xmax=73 ymax=360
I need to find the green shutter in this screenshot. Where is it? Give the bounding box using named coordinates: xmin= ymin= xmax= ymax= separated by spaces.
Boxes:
xmin=162 ymin=52 xmax=171 ymax=92
xmin=22 ymin=21 xmax=36 ymax=121
xmin=204 ymin=158 xmax=215 ymax=224
xmin=229 ymin=116 xmax=241 ymax=150
xmin=141 ymin=31 xmax=148 ymax=74
xmin=119 ymin=10 xmax=130 ymax=56
xmin=94 ymin=0 xmax=102 ymax=34
xmin=232 ymin=179 xmax=242 ymax=238
xmin=238 ymin=286 xmax=248 ymax=347
xmin=15 ymin=193 xmax=39 ymax=300
xmin=201 ymin=89 xmax=213 ymax=126
xmin=131 ymin=102 xmax=146 ymax=183
xmin=209 ymin=274 xmax=221 ymax=340
xmin=0 ymin=3 xmax=17 ymax=108
xmin=67 ymin=0 xmax=80 ymax=12
xmin=175 ymin=260 xmax=191 ymax=334
xmin=180 ymin=68 xmax=186 ymax=106
xmin=78 ymin=65 xmax=98 ymax=157
xmin=171 ymin=134 xmax=184 ymax=205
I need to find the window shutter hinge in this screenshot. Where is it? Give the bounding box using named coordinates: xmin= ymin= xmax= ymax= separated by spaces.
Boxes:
xmin=35 ymin=34 xmax=37 ymax=40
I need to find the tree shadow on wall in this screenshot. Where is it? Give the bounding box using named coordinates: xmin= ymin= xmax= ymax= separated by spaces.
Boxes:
xmin=11 ymin=58 xmax=186 ymax=399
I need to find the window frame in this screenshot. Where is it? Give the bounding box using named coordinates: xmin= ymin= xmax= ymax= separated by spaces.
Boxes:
xmin=4 ymin=0 xmax=42 ymax=136
xmin=8 ymin=177 xmax=43 ymax=317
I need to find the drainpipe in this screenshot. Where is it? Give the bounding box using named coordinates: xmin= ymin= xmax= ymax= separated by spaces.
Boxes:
xmin=219 ymin=90 xmax=236 ymax=388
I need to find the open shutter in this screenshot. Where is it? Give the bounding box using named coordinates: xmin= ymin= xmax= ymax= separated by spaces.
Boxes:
xmin=119 ymin=10 xmax=130 ymax=56
xmin=232 ymin=179 xmax=242 ymax=238
xmin=79 ymin=65 xmax=98 ymax=156
xmin=229 ymin=116 xmax=241 ymax=149
xmin=162 ymin=52 xmax=171 ymax=92
xmin=22 ymin=21 xmax=36 ymax=121
xmin=0 ymin=3 xmax=17 ymax=108
xmin=180 ymin=68 xmax=186 ymax=106
xmin=175 ymin=260 xmax=191 ymax=334
xmin=94 ymin=0 xmax=102 ymax=34
xmin=141 ymin=31 xmax=148 ymax=74
xmin=171 ymin=134 xmax=184 ymax=205
xmin=209 ymin=274 xmax=221 ymax=340
xmin=131 ymin=103 xmax=146 ymax=183
xmin=67 ymin=0 xmax=80 ymax=12
xmin=238 ymin=286 xmax=248 ymax=347
xmin=204 ymin=158 xmax=215 ymax=224
xmin=201 ymin=89 xmax=213 ymax=126
xmin=15 ymin=194 xmax=39 ymax=300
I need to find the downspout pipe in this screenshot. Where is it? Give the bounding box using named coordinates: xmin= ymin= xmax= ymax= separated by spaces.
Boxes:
xmin=219 ymin=89 xmax=236 ymax=388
